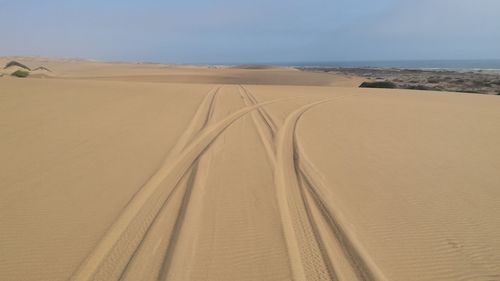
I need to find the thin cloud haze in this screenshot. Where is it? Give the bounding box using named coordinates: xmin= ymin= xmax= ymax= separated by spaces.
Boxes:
xmin=0 ymin=0 xmax=499 ymax=63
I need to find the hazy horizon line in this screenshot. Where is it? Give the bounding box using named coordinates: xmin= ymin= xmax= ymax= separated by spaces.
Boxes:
xmin=3 ymin=54 xmax=500 ymax=67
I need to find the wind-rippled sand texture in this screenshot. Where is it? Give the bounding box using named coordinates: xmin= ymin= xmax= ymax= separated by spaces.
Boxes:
xmin=1 ymin=64 xmax=500 ymax=281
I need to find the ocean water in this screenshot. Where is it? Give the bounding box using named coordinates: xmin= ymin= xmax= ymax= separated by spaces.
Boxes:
xmin=289 ymin=59 xmax=500 ymax=70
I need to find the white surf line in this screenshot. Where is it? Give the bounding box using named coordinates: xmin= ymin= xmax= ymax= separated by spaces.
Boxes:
xmin=69 ymin=96 xmax=300 ymax=281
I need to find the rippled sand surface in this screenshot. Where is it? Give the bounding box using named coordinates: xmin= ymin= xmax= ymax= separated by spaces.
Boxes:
xmin=1 ymin=58 xmax=499 ymax=281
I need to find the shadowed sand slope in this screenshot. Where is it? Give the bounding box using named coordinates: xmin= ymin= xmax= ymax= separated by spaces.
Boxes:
xmin=0 ymin=76 xmax=499 ymax=281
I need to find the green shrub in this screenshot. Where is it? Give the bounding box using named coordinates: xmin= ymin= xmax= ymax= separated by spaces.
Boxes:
xmin=5 ymin=61 xmax=31 ymax=70
xmin=359 ymin=81 xmax=397 ymax=89
xmin=11 ymin=70 xmax=30 ymax=78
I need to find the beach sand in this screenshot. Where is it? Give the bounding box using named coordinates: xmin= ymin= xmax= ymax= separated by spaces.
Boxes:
xmin=1 ymin=58 xmax=499 ymax=281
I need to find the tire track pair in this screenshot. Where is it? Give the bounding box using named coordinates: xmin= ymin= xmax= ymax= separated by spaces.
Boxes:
xmin=70 ymin=87 xmax=303 ymax=281
xmin=119 ymin=89 xmax=219 ymax=281
xmin=239 ymin=86 xmax=388 ymax=281
xmin=69 ymin=87 xmax=220 ymax=281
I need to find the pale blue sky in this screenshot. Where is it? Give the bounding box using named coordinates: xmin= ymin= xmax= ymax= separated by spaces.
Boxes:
xmin=1 ymin=0 xmax=499 ymax=63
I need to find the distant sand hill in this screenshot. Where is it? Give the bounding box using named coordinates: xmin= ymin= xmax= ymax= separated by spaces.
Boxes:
xmin=4 ymin=60 xmax=31 ymax=70
xmin=0 ymin=56 xmax=363 ymax=86
xmin=1 ymin=59 xmax=53 ymax=78
xmin=1 ymin=57 xmax=499 ymax=281
xmin=231 ymin=64 xmax=289 ymax=70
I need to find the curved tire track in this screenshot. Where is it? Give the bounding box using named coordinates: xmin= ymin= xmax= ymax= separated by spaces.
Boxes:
xmin=240 ymin=86 xmax=387 ymax=281
xmin=275 ymin=99 xmax=335 ymax=281
xmin=69 ymin=89 xmax=297 ymax=281
xmin=275 ymin=99 xmax=389 ymax=281
xmin=117 ymin=87 xmax=220 ymax=280
xmin=241 ymin=87 xmax=333 ymax=280
xmin=239 ymin=86 xmax=277 ymax=165
xmin=296 ymin=142 xmax=389 ymax=281
xmin=70 ymin=87 xmax=219 ymax=281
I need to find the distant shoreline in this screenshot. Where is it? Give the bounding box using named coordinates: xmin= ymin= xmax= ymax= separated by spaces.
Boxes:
xmin=3 ymin=56 xmax=500 ymax=71
xmin=284 ymin=59 xmax=500 ymax=71
xmin=2 ymin=55 xmax=499 ymax=94
xmin=299 ymin=67 xmax=500 ymax=95
xmin=296 ymin=65 xmax=500 ymax=75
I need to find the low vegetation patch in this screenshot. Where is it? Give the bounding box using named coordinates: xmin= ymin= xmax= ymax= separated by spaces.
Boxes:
xmin=4 ymin=61 xmax=31 ymax=70
xmin=359 ymin=81 xmax=397 ymax=89
xmin=11 ymin=70 xmax=30 ymax=78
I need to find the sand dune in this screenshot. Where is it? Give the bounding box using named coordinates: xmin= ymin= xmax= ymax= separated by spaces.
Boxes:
xmin=1 ymin=60 xmax=499 ymax=281
xmin=0 ymin=57 xmax=363 ymax=86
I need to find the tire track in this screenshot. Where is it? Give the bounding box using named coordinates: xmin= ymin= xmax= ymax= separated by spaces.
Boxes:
xmin=295 ymin=144 xmax=388 ymax=281
xmin=118 ymin=88 xmax=220 ymax=280
xmin=240 ymin=86 xmax=333 ymax=280
xmin=118 ymin=146 xmax=214 ymax=281
xmin=168 ymin=87 xmax=220 ymax=157
xmin=274 ymin=99 xmax=334 ymax=281
xmin=164 ymin=87 xmax=292 ymax=281
xmin=154 ymin=101 xmax=218 ymax=281
xmin=240 ymin=86 xmax=387 ymax=281
xmin=116 ymin=163 xmax=195 ymax=281
xmin=69 ymin=90 xmax=298 ymax=281
xmin=239 ymin=86 xmax=277 ymax=165
xmin=240 ymin=87 xmax=326 ymax=280
xmin=69 ymin=87 xmax=219 ymax=281
xmin=275 ymin=100 xmax=389 ymax=281
xmin=239 ymin=86 xmax=277 ymax=137
xmin=156 ymin=144 xmax=213 ymax=281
